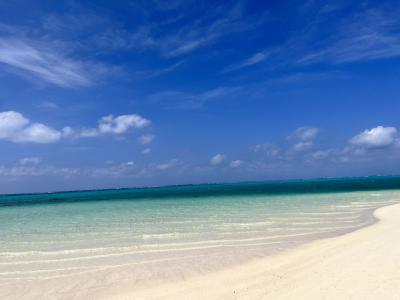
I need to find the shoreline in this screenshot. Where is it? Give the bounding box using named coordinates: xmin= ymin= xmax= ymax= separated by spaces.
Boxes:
xmin=108 ymin=203 xmax=400 ymax=300
xmin=1 ymin=200 xmax=398 ymax=300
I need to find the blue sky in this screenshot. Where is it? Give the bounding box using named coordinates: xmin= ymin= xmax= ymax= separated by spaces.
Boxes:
xmin=1 ymin=0 xmax=400 ymax=193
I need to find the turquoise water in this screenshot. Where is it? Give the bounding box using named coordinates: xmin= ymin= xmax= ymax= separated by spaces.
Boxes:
xmin=0 ymin=176 xmax=400 ymax=293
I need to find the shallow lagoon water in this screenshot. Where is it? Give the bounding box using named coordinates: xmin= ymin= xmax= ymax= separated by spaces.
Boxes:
xmin=0 ymin=177 xmax=399 ymax=288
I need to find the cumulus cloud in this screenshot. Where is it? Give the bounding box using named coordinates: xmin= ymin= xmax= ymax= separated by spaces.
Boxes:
xmin=292 ymin=141 xmax=313 ymax=152
xmin=155 ymin=159 xmax=179 ymax=170
xmin=75 ymin=114 xmax=150 ymax=138
xmin=210 ymin=153 xmax=225 ymax=165
xmin=87 ymin=160 xmax=136 ymax=178
xmin=142 ymin=148 xmax=151 ymax=154
xmin=307 ymin=126 xmax=399 ymax=163
xmin=77 ymin=128 xmax=99 ymax=138
xmin=61 ymin=126 xmax=74 ymax=138
xmin=19 ymin=157 xmax=42 ymax=165
xmin=0 ymin=111 xmax=151 ymax=143
xmin=0 ymin=111 xmax=29 ymax=138
xmin=0 ymin=111 xmax=61 ymax=143
xmin=349 ymin=126 xmax=398 ymax=149
xmin=310 ymin=150 xmax=334 ymax=160
xmin=0 ymin=163 xmax=79 ymax=178
xmin=229 ymin=160 xmax=243 ymax=168
xmin=290 ymin=126 xmax=320 ymax=141
xmin=98 ymin=114 xmax=150 ymax=134
xmin=289 ymin=126 xmax=320 ymax=152
xmin=138 ymin=134 xmax=155 ymax=145
xmin=13 ymin=123 xmax=61 ymax=143
xmin=251 ymin=143 xmax=279 ymax=156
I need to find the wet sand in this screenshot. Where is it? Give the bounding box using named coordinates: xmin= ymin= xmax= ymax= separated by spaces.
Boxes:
xmin=110 ymin=203 xmax=400 ymax=300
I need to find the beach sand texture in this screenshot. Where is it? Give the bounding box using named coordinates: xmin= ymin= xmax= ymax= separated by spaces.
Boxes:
xmin=111 ymin=203 xmax=400 ymax=300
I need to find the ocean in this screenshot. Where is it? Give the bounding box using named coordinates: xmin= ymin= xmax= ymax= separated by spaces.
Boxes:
xmin=1 ymin=176 xmax=400 ymax=297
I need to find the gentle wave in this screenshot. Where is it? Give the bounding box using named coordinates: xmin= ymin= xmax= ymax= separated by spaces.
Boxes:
xmin=1 ymin=185 xmax=399 ymax=287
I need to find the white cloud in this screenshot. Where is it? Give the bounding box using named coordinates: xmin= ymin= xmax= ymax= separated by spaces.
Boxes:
xmin=135 ymin=61 xmax=183 ymax=79
xmin=298 ymin=9 xmax=400 ymax=65
xmin=142 ymin=148 xmax=151 ymax=154
xmin=306 ymin=127 xmax=399 ymax=163
xmin=290 ymin=126 xmax=320 ymax=141
xmin=0 ymin=111 xmax=61 ymax=143
xmin=64 ymin=114 xmax=150 ymax=139
xmin=229 ymin=160 xmax=243 ymax=168
xmin=88 ymin=161 xmax=136 ymax=178
xmin=349 ymin=126 xmax=398 ymax=149
xmin=0 ymin=38 xmax=91 ymax=87
xmin=161 ymin=5 xmax=249 ymax=57
xmin=39 ymin=101 xmax=59 ymax=110
xmin=0 ymin=111 xmax=29 ymax=139
xmin=79 ymin=128 xmax=99 ymax=138
xmin=293 ymin=141 xmax=313 ymax=152
xmin=224 ymin=50 xmax=270 ymax=72
xmin=19 ymin=157 xmax=42 ymax=165
xmin=210 ymin=153 xmax=225 ymax=165
xmin=251 ymin=143 xmax=279 ymax=156
xmin=138 ymin=134 xmax=155 ymax=145
xmin=0 ymin=111 xmax=151 ymax=143
xmin=13 ymin=123 xmax=61 ymax=143
xmin=288 ymin=126 xmax=319 ymax=152
xmin=310 ymin=150 xmax=333 ymax=160
xmin=148 ymin=86 xmax=242 ymax=110
xmin=98 ymin=114 xmax=150 ymax=134
xmin=109 ymin=3 xmax=263 ymax=58
xmin=155 ymin=159 xmax=179 ymax=170
xmin=61 ymin=126 xmax=74 ymax=138
xmin=0 ymin=164 xmax=79 ymax=178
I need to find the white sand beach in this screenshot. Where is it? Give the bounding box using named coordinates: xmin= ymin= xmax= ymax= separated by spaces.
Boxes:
xmin=2 ymin=202 xmax=400 ymax=300
xmin=109 ymin=203 xmax=400 ymax=300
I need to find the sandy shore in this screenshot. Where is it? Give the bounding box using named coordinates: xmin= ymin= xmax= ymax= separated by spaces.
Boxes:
xmin=109 ymin=203 xmax=400 ymax=300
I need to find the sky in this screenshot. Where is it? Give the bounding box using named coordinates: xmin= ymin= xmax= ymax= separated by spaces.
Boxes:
xmin=1 ymin=0 xmax=400 ymax=194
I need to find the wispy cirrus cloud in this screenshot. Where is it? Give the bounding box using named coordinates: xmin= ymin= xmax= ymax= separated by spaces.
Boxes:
xmin=224 ymin=50 xmax=271 ymax=72
xmin=134 ymin=61 xmax=183 ymax=79
xmin=158 ymin=4 xmax=259 ymax=57
xmin=148 ymin=85 xmax=243 ymax=109
xmin=224 ymin=6 xmax=400 ymax=75
xmin=298 ymin=8 xmax=400 ymax=65
xmin=0 ymin=38 xmax=93 ymax=87
xmin=88 ymin=2 xmax=264 ymax=58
